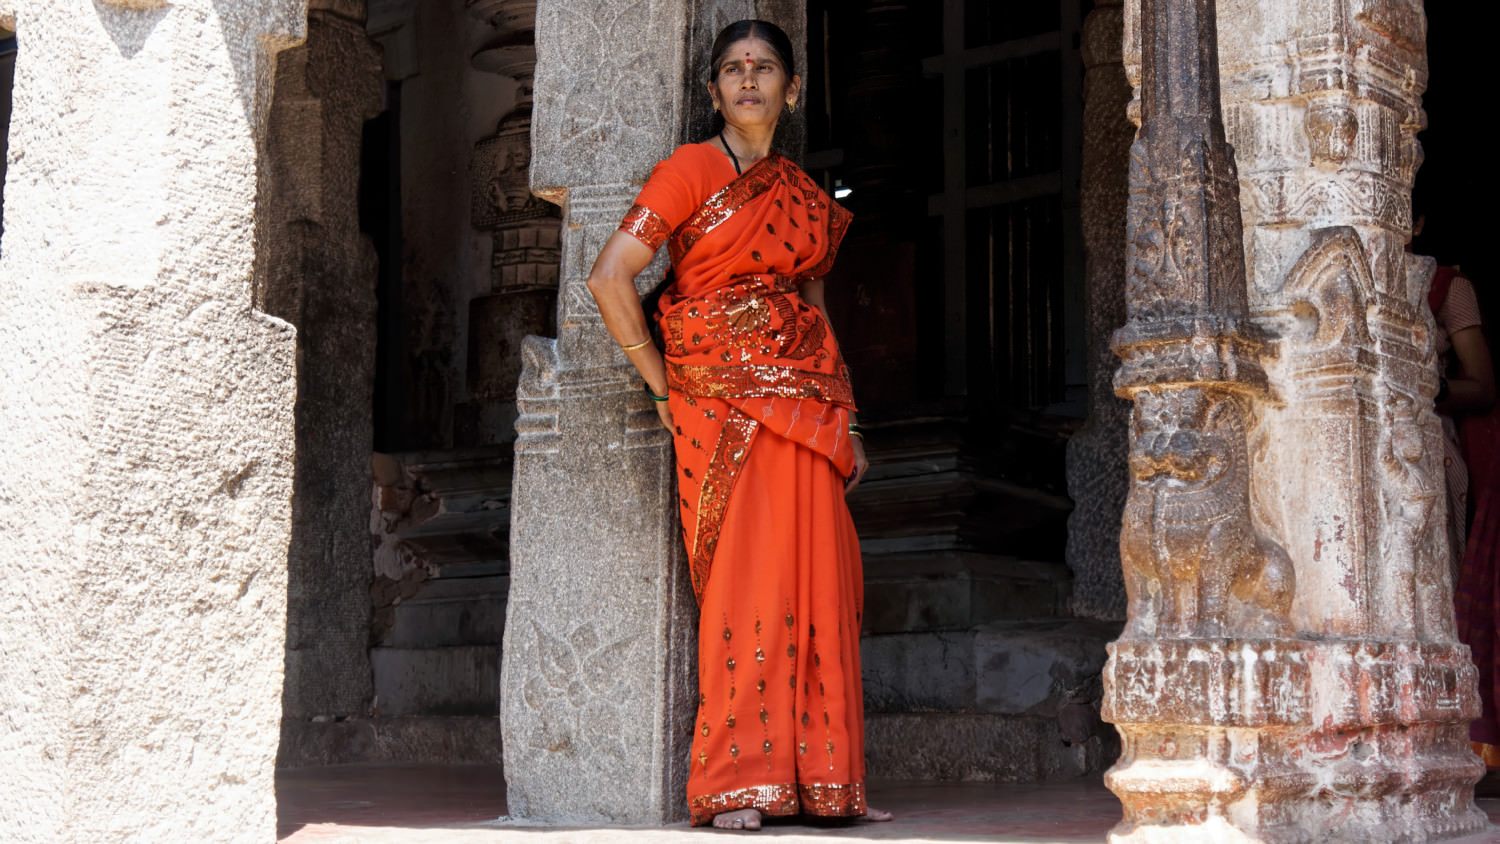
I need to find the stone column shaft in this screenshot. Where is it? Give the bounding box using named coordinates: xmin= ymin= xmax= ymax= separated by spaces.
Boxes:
xmin=0 ymin=2 xmax=308 ymax=840
xmin=502 ymin=0 xmax=693 ymax=825
xmin=1103 ymin=0 xmax=1486 ymax=840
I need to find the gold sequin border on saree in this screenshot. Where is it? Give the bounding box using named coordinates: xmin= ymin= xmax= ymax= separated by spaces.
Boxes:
xmin=689 ymin=781 xmax=867 ymax=826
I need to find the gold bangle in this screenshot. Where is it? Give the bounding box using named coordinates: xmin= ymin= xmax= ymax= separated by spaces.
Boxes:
xmin=620 ymin=338 xmax=652 ymax=352
xmin=848 ymin=430 xmax=864 ymax=440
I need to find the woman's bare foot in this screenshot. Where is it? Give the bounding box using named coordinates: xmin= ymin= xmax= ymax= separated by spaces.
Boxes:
xmin=862 ymin=806 xmax=894 ymax=822
xmin=712 ymin=808 xmax=763 ymax=830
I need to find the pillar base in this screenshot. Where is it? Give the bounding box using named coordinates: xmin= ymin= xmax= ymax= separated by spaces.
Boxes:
xmin=1104 ymin=638 xmax=1490 ymax=842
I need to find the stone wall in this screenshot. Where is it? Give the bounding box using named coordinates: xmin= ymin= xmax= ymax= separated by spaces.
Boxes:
xmin=0 ymin=1 xmax=306 ymax=841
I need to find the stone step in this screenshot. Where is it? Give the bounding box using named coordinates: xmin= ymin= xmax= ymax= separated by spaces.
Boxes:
xmin=278 ymin=716 xmax=504 ymax=767
xmin=863 ymin=552 xmax=1072 ymax=633
xmin=865 ymin=711 xmax=1115 ymax=782
xmin=370 ymin=646 xmax=499 ymax=718
xmin=382 ymin=575 xmax=509 ymax=648
xmin=860 ymin=618 xmax=1121 ymax=717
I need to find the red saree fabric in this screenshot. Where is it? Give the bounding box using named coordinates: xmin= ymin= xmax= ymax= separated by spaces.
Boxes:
xmin=618 ymin=143 xmax=866 ymax=823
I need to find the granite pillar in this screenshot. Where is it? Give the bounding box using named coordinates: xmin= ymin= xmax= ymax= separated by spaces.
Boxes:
xmin=500 ymin=0 xmax=693 ymax=825
xmin=1065 ymin=0 xmax=1135 ymax=622
xmin=259 ymin=0 xmax=386 ymax=751
xmin=1102 ymin=0 xmax=1487 ymax=840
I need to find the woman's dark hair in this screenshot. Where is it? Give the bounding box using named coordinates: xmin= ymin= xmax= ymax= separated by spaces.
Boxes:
xmin=708 ymin=19 xmax=795 ymax=82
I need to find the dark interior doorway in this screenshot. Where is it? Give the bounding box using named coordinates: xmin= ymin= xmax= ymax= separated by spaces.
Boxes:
xmin=804 ymin=0 xmax=1090 ymax=422
xmin=1412 ymin=8 xmax=1500 ymax=341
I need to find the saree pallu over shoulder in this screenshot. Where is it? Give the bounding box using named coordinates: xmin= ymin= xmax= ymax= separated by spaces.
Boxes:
xmin=656 ymin=154 xmax=855 ymax=412
xmin=665 ymin=154 xmax=851 ymax=279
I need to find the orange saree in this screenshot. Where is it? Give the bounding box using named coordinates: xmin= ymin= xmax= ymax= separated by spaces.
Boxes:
xmin=618 ymin=143 xmax=867 ymax=825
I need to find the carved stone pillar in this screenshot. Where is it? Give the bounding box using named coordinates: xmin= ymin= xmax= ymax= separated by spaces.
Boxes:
xmin=466 ymin=0 xmax=560 ymax=445
xmin=501 ymin=0 xmax=702 ymax=825
xmin=1102 ymin=0 xmax=1487 ymax=840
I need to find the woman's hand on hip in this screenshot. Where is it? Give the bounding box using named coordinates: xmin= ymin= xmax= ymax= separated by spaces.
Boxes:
xmin=845 ymin=436 xmax=869 ymax=495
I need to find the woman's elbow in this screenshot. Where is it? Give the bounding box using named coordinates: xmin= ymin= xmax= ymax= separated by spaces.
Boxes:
xmin=585 ymin=269 xmax=625 ymax=300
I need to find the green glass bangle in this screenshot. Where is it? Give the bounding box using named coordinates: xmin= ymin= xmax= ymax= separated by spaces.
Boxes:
xmin=645 ymin=382 xmax=669 ymax=402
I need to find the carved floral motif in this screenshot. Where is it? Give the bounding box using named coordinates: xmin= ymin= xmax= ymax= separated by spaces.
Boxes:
xmin=517 ymin=620 xmax=640 ymax=760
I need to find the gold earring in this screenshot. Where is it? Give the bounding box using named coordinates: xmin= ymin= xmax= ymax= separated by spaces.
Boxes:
xmin=786 ymin=100 xmax=796 ymax=114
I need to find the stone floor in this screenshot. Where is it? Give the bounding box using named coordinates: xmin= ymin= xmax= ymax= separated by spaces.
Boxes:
xmin=277 ymin=765 xmax=1500 ymax=843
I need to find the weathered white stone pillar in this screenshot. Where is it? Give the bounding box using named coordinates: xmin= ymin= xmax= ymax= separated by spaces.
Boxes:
xmin=1103 ymin=0 xmax=1488 ymax=840
xmin=0 ymin=1 xmax=306 ymax=841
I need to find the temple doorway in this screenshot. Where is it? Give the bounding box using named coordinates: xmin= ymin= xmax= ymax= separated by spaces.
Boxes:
xmin=801 ymin=0 xmax=1120 ymax=779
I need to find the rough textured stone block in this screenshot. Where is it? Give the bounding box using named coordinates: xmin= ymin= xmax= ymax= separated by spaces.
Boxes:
xmin=280 ymin=716 xmax=505 ymax=767
xmin=862 ymin=632 xmax=977 ymax=713
xmin=384 ymin=575 xmax=510 ymax=649
xmin=974 ymin=620 xmax=1119 ymax=717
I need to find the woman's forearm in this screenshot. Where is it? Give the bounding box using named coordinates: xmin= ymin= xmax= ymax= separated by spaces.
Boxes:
xmin=586 ymin=232 xmax=669 ymax=394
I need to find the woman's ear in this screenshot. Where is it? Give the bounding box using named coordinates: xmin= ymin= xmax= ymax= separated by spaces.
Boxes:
xmin=707 ymin=80 xmax=720 ymax=111
xmin=787 ymin=74 xmax=803 ymax=107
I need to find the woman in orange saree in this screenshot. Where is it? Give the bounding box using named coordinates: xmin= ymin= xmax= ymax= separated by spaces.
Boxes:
xmin=583 ymin=19 xmax=886 ymax=831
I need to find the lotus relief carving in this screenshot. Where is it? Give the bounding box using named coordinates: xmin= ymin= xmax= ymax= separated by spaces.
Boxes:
xmin=520 ymin=620 xmax=640 ymax=760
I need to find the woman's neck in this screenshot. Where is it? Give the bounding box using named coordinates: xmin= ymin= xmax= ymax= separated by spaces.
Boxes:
xmin=719 ymin=123 xmax=774 ymax=165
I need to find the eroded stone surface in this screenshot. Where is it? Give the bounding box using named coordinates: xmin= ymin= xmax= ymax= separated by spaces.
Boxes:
xmin=0 ymin=2 xmax=307 ymax=841
xmin=262 ymin=4 xmax=385 ymax=736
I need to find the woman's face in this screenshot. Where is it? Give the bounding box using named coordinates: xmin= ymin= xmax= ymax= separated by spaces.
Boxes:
xmin=708 ymin=37 xmax=800 ymax=131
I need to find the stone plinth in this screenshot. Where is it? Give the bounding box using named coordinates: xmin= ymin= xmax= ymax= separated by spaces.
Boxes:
xmin=1105 ymin=639 xmax=1484 ymax=840
xmin=0 ymin=2 xmax=307 ymax=841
